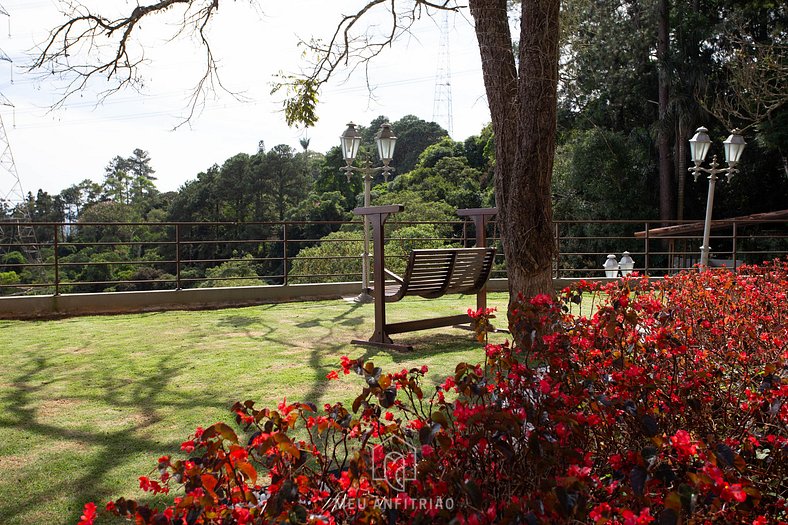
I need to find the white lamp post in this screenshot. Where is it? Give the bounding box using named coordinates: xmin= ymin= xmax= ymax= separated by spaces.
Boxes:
xmin=340 ymin=122 xmax=397 ymax=303
xmin=619 ymin=251 xmax=635 ymax=276
xmin=688 ymin=127 xmax=746 ymax=269
xmin=604 ymin=254 xmax=619 ymax=278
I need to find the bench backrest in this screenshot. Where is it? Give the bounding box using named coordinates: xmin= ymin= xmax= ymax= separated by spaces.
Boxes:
xmin=400 ymin=247 xmax=496 ymax=299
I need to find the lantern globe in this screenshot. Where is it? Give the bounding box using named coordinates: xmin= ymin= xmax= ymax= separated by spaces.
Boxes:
xmin=689 ymin=126 xmax=711 ymax=164
xmin=375 ymin=123 xmax=397 ymax=164
xmin=340 ymin=122 xmax=362 ymax=164
xmin=723 ymin=129 xmax=746 ymax=165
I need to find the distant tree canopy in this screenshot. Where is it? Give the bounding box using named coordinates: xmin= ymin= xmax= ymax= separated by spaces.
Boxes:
xmin=168 ymin=144 xmax=311 ymax=224
xmin=2 ymin=93 xmax=787 ymax=297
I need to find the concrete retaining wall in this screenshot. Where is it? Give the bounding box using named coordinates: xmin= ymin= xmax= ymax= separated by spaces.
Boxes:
xmin=0 ymin=278 xmax=632 ymax=319
xmin=0 ymin=279 xmax=513 ymax=319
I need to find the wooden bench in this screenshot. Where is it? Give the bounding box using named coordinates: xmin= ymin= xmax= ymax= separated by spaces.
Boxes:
xmin=351 ymin=205 xmax=497 ymax=351
xmin=383 ymin=248 xmax=496 ymax=301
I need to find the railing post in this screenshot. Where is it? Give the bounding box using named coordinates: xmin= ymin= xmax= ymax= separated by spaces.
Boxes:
xmin=53 ymin=225 xmax=60 ymax=296
xmin=732 ymin=221 xmax=738 ymax=270
xmin=283 ymin=223 xmax=288 ymax=286
xmin=554 ymin=222 xmax=560 ymax=279
xmin=175 ymin=224 xmax=182 ymax=290
xmin=644 ymin=222 xmax=650 ymax=274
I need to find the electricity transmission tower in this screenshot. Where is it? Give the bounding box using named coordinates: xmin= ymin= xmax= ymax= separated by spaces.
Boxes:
xmin=432 ymin=11 xmax=454 ymax=137
xmin=0 ymin=4 xmax=38 ymax=261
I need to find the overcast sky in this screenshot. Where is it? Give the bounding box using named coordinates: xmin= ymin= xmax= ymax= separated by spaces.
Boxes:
xmin=0 ymin=1 xmax=489 ymax=198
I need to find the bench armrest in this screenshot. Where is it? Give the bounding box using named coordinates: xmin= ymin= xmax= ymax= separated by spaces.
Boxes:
xmin=456 ymin=207 xmax=497 ymax=217
xmin=384 ymin=269 xmax=404 ymax=284
xmin=353 ymin=204 xmax=404 ymax=216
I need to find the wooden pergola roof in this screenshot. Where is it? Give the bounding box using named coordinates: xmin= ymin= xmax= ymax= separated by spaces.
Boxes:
xmin=634 ymin=210 xmax=788 ymax=239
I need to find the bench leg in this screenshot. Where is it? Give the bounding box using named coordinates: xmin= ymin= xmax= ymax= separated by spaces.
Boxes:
xmin=351 ymin=338 xmax=413 ymax=352
xmin=370 ymin=326 xmax=394 ymax=345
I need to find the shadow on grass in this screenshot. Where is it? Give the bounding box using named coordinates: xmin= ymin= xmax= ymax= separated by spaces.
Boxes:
xmin=0 ymin=354 xmax=228 ymax=525
xmin=216 ymin=315 xmax=259 ymax=328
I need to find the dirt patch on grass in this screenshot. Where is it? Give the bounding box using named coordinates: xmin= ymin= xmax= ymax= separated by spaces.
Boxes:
xmin=220 ymin=330 xmax=276 ymax=339
xmin=36 ymin=398 xmax=82 ymax=419
xmin=0 ymin=454 xmax=28 ymax=471
xmin=89 ymin=409 xmax=160 ymax=432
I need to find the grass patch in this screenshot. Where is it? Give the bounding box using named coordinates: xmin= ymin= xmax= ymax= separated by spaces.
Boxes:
xmin=0 ymin=293 xmax=511 ymax=525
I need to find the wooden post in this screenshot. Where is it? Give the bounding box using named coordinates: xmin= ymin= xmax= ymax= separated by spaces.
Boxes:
xmin=457 ymin=208 xmax=497 ymax=312
xmin=353 ymin=205 xmax=404 ymax=346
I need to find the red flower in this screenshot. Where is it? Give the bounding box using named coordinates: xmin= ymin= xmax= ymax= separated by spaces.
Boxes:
xmin=77 ymin=502 xmax=97 ymax=525
xmin=721 ymin=483 xmax=748 ymax=503
xmin=669 ymin=430 xmax=698 ymax=459
xmin=326 ymin=370 xmax=339 ymax=380
xmin=139 ymin=476 xmax=152 ymax=491
xmin=139 ymin=475 xmax=169 ymax=494
xmin=589 ymin=502 xmax=612 ymax=521
xmin=621 ymin=507 xmax=654 ymax=525
xmin=467 ymin=306 xmax=496 ymax=319
xmin=530 ymin=293 xmax=553 ymax=307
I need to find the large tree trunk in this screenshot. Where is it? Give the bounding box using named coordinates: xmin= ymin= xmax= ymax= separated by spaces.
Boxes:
xmin=657 ymin=0 xmax=675 ymax=224
xmin=469 ymin=0 xmax=559 ymax=307
xmin=676 ymin=129 xmax=688 ymax=220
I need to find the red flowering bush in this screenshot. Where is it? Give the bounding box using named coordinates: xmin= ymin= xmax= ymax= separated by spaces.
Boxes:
xmin=86 ymin=260 xmax=786 ymax=524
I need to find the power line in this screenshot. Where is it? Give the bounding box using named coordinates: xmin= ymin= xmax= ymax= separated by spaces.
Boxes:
xmin=432 ymin=11 xmax=454 ymax=137
xmin=0 ymin=3 xmax=38 ymax=262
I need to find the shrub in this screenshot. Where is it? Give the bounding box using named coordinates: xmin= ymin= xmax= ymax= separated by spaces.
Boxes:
xmin=0 ymin=270 xmax=19 ymax=294
xmin=115 ymin=266 xmax=176 ymax=291
xmin=84 ymin=261 xmax=787 ymax=524
xmin=289 ymin=230 xmax=364 ymax=284
xmin=198 ymin=255 xmax=265 ymax=288
xmin=1 ymin=250 xmax=26 ymax=270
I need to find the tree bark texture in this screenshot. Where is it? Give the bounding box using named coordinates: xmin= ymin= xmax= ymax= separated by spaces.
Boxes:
xmin=657 ymin=0 xmax=675 ymax=224
xmin=469 ymin=0 xmax=559 ymax=306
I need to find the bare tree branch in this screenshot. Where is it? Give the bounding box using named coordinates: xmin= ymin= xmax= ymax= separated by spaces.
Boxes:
xmin=697 ymin=33 xmax=788 ymax=132
xmin=29 ymin=0 xmax=246 ymax=128
xmin=31 ymin=0 xmax=464 ymax=128
xmin=271 ymin=0 xmax=463 ymax=127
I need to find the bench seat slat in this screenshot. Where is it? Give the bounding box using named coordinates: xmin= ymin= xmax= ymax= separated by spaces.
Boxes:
xmin=381 ymin=247 xmax=496 ymax=302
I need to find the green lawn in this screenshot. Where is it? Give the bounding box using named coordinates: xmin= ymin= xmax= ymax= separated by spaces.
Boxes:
xmin=0 ymin=293 xmax=510 ymax=525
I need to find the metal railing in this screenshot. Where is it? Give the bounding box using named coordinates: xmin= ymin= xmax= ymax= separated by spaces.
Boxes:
xmin=1 ymin=218 xmax=785 ymax=296
xmin=553 ymin=219 xmax=787 ymax=278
